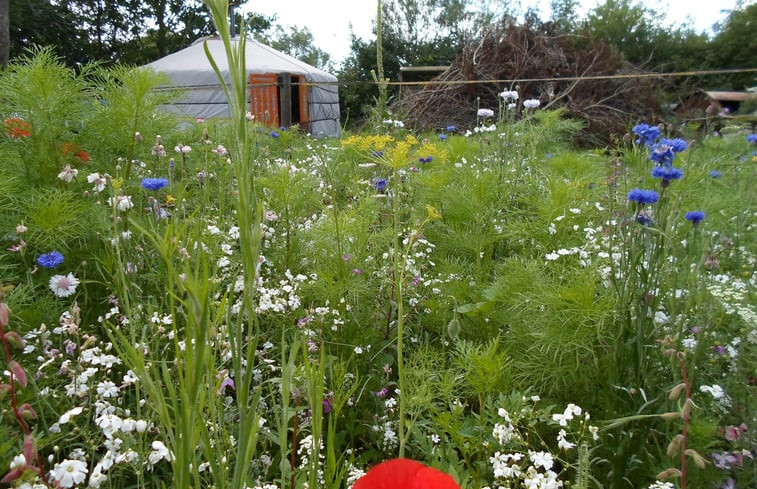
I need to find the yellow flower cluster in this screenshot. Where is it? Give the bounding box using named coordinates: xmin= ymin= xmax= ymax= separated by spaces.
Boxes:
xmin=342 ymin=134 xmax=448 ymax=169
xmin=340 ymin=134 xmax=395 ymax=152
xmin=414 ymin=140 xmax=449 ymax=166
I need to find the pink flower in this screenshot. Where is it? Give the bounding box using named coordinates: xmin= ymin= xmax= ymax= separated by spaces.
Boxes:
xmin=49 ymin=273 xmax=80 ymax=298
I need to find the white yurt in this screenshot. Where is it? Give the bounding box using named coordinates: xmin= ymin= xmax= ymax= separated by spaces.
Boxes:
xmin=147 ymin=36 xmax=341 ymax=137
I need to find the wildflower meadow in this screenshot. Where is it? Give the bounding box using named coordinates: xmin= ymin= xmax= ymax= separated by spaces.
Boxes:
xmin=1 ymin=5 xmax=756 ymax=489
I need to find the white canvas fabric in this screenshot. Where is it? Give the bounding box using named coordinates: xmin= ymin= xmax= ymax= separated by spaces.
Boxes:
xmin=147 ymin=36 xmax=340 ymax=137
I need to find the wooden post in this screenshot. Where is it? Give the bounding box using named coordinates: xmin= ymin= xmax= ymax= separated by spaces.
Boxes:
xmin=279 ymin=73 xmax=292 ymax=129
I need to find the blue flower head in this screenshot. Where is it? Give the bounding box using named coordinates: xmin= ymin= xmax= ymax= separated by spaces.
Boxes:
xmin=627 ymin=188 xmax=659 ymax=205
xmin=37 ymin=251 xmax=64 ymax=269
xmin=632 ymin=123 xmax=660 ymax=146
xmin=649 ymin=144 xmax=675 ymax=166
xmin=372 ymin=178 xmax=387 ymax=192
xmin=685 ymin=211 xmax=705 ymax=225
xmin=709 ymin=170 xmax=722 ymax=178
xmin=651 ymin=165 xmax=683 ymax=181
xmin=446 ymin=125 xmax=456 ymax=132
xmin=439 ymin=134 xmax=448 ymax=141
xmin=660 ymin=138 xmax=688 ymax=153
xmin=270 ymin=131 xmax=280 ymax=139
xmin=636 ymin=213 xmax=653 ymax=226
xmin=418 ymin=156 xmax=433 ymax=164
xmin=141 ymin=177 xmax=169 ymax=191
xmin=747 ymin=133 xmax=757 ymax=144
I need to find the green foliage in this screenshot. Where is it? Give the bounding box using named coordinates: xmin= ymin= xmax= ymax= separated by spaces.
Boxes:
xmin=0 ymin=47 xmax=94 ymax=185
xmin=1 ymin=43 xmax=755 ymax=489
xmin=452 ymin=337 xmax=511 ymax=412
xmin=23 ymin=189 xmax=93 ymax=251
xmin=82 ymin=64 xmax=177 ymax=168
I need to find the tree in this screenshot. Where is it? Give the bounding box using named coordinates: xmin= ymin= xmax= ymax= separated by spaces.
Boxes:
xmin=583 ymin=0 xmax=711 ymax=81
xmin=0 ymin=0 xmax=8 ymax=66
xmin=338 ymin=0 xmax=488 ymax=124
xmin=64 ymin=0 xmax=144 ymax=62
xmin=585 ymin=0 xmax=662 ymax=66
xmin=549 ymin=0 xmax=580 ymax=33
xmin=9 ymin=0 xmax=87 ymax=65
xmin=7 ymin=0 xmax=253 ymax=67
xmin=266 ymin=25 xmax=331 ymax=70
xmin=707 ymin=3 xmax=757 ymax=90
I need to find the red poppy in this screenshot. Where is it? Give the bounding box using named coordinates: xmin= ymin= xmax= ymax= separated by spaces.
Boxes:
xmin=354 ymin=459 xmax=461 ymax=489
xmin=4 ymin=118 xmax=32 ymax=138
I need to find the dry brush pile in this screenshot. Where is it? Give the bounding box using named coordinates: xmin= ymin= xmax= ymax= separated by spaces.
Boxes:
xmin=394 ymin=21 xmax=661 ymax=144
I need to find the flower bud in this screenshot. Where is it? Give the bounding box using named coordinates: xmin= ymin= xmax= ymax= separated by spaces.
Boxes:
xmin=9 ymin=360 xmax=27 ymax=388
xmin=660 ymin=411 xmax=681 ymax=421
xmin=685 ymin=449 xmax=706 ymax=469
xmin=668 ymin=382 xmax=686 ymax=401
xmin=681 ymin=398 xmax=693 ymax=419
xmin=19 ymin=403 xmax=37 ymax=419
xmin=0 ymin=302 xmax=9 ymax=326
xmin=447 ymin=317 xmax=461 ymax=339
xmin=4 ymin=331 xmax=25 ymax=349
xmin=655 ymin=468 xmax=681 ymax=480
xmin=666 ymin=434 xmax=684 ymax=457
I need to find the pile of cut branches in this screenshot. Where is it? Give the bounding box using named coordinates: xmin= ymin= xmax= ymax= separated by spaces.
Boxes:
xmin=393 ymin=21 xmax=660 ymax=145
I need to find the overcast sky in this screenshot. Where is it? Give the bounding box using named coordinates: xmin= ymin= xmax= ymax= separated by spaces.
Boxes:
xmin=242 ymin=0 xmax=742 ymax=65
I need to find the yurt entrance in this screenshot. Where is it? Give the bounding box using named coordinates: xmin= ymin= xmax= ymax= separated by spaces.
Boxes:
xmin=249 ymin=73 xmax=310 ymax=131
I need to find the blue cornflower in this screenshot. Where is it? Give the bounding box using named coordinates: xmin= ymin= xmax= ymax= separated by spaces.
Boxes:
xmin=685 ymin=211 xmax=705 ymax=224
xmin=270 ymin=131 xmax=280 ymax=139
xmin=372 ymin=178 xmax=387 ymax=192
xmin=418 ymin=156 xmax=433 ymax=163
xmin=627 ymin=188 xmax=659 ymax=205
xmin=439 ymin=134 xmax=448 ymax=141
xmin=446 ymin=125 xmax=456 ymax=132
xmin=649 ymin=144 xmax=675 ymax=166
xmin=141 ymin=177 xmax=169 ymax=191
xmin=651 ymin=165 xmax=683 ymax=181
xmin=632 ymin=123 xmax=660 ymax=146
xmin=660 ymin=138 xmax=687 ymax=153
xmin=37 ymin=251 xmax=64 ymax=269
xmin=709 ymin=170 xmax=722 ymax=178
xmin=747 ymin=133 xmax=757 ymax=144
xmin=636 ymin=213 xmax=653 ymax=226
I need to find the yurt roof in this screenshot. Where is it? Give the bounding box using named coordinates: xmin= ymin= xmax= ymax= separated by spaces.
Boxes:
xmin=147 ymin=36 xmax=338 ymax=87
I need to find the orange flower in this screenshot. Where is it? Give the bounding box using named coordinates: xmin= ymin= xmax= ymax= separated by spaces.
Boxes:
xmin=354 ymin=459 xmax=461 ymax=489
xmin=75 ymin=150 xmax=90 ymax=162
xmin=62 ymin=143 xmax=90 ymax=163
xmin=4 ymin=118 xmax=32 ymax=138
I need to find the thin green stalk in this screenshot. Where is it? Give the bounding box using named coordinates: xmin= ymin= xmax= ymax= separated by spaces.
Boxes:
xmin=305 ymin=342 xmax=326 ymax=489
xmin=204 ymin=3 xmax=264 ymax=488
xmin=276 ymin=333 xmax=299 ymax=489
xmin=391 ymin=166 xmax=407 ymax=458
xmin=373 ymin=0 xmax=388 ymax=119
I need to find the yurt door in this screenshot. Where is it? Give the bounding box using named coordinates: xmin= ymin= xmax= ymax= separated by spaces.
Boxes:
xmin=248 ymin=74 xmax=279 ymax=126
